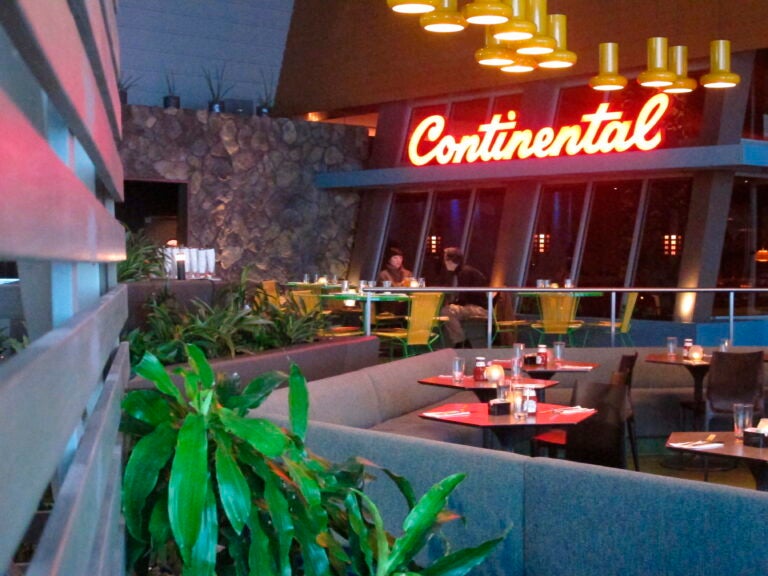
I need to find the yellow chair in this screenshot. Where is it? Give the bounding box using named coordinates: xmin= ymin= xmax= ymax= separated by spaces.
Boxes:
xmin=492 ymin=292 xmax=532 ymax=347
xmin=582 ymin=292 xmax=638 ymax=346
xmin=291 ymin=289 xmax=363 ymax=338
xmin=530 ymin=293 xmax=584 ymax=345
xmin=374 ymin=292 xmax=443 ymax=358
xmin=261 ymin=279 xmax=283 ymax=308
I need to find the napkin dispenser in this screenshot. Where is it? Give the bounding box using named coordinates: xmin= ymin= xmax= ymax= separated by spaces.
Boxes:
xmin=744 ymin=429 xmax=768 ymax=448
xmin=488 ymin=399 xmax=511 ymax=415
xmin=523 ymin=354 xmax=538 ymax=366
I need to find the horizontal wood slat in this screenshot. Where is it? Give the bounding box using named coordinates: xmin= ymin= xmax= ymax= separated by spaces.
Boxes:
xmin=0 ymin=90 xmax=125 ymax=263
xmin=70 ymin=0 xmax=122 ymax=140
xmin=0 ymin=285 xmax=127 ymax=570
xmin=0 ymin=0 xmax=123 ymax=200
xmin=25 ymin=342 xmax=128 ymax=576
xmin=87 ymin=444 xmax=125 ymax=575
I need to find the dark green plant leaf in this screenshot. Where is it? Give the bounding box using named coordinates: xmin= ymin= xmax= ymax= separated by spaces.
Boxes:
xmin=421 ymin=536 xmax=504 ymax=576
xmin=169 ymin=413 xmax=209 ymax=563
xmin=248 ymin=509 xmax=278 ymax=576
xmin=288 ymin=363 xmax=309 ymax=440
xmin=345 ymin=492 xmax=373 ymax=575
xmin=385 ymin=473 xmax=467 ymax=573
xmin=219 ymin=409 xmax=289 ymax=458
xmin=184 ymin=477 xmax=218 ymax=576
xmin=123 ymin=423 xmax=178 ymax=541
xmin=136 ymin=352 xmax=184 ymax=405
xmin=122 ymin=389 xmax=175 ymax=427
xmin=350 ymin=488 xmax=390 ymax=574
xmin=148 ymin=495 xmax=172 ymax=551
xmin=214 ymin=433 xmax=251 ymax=535
xmin=263 ymin=462 xmax=295 ymax=574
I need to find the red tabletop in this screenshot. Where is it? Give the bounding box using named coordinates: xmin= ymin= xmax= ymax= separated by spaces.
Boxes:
xmin=418 ymin=374 xmax=559 ymax=402
xmin=419 ymin=402 xmax=595 ymax=428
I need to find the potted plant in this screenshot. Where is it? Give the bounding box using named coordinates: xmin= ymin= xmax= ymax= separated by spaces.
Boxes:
xmin=163 ymin=71 xmax=180 ymax=109
xmin=117 ymin=226 xmax=166 ymax=283
xmin=202 ymin=64 xmax=234 ymax=113
xmin=122 ymin=344 xmax=502 ymax=575
xmin=256 ymin=69 xmax=276 ymax=117
xmin=118 ymin=73 xmax=141 ymax=106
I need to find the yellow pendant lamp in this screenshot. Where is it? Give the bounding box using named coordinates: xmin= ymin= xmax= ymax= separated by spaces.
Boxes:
xmin=463 ymin=0 xmax=512 ymax=25
xmin=637 ymin=37 xmax=676 ymax=87
xmin=537 ymin=14 xmax=576 ymax=68
xmin=589 ymin=42 xmax=627 ymax=91
xmin=476 ymin=27 xmax=516 ymax=66
xmin=701 ymin=39 xmax=740 ymax=88
xmin=501 ymin=54 xmax=537 ymax=73
xmin=516 ymin=0 xmax=556 ymax=55
xmin=493 ymin=0 xmax=535 ymax=41
xmin=387 ymin=0 xmax=436 ymax=14
xmin=421 ymin=0 xmax=467 ymax=32
xmin=663 ymin=46 xmax=697 ymax=94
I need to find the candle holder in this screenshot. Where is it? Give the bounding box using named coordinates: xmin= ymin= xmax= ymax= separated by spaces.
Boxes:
xmin=175 ymin=253 xmax=186 ymax=280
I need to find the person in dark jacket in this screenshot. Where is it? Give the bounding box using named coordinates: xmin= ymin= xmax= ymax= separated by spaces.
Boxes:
xmin=439 ymin=247 xmax=488 ymax=346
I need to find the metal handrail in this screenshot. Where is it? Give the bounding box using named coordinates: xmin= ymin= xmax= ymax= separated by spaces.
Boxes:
xmin=359 ymin=286 xmax=768 ymax=347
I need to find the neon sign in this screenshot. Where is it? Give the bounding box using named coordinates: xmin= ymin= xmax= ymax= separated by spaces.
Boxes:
xmin=406 ymin=93 xmax=670 ymax=166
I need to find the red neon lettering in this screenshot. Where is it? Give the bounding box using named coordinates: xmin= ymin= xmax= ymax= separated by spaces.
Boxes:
xmin=406 ymin=93 xmax=670 ymax=166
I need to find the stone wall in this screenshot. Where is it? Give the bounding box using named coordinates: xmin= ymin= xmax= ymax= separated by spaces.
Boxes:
xmin=119 ymin=106 xmax=369 ymax=282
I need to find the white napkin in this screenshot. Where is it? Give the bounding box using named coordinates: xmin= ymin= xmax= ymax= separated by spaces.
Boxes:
xmin=669 ymin=441 xmax=724 ymax=450
xmin=558 ymin=364 xmax=592 ymax=371
xmin=422 ymin=410 xmax=471 ymax=418
xmin=558 ymin=406 xmax=595 ymax=414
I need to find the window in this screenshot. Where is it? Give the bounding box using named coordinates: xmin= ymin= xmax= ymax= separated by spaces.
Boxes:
xmin=384 ymin=192 xmax=428 ymax=276
xmin=422 ymin=190 xmax=471 ymax=284
xmin=466 ymin=189 xmax=505 ymax=279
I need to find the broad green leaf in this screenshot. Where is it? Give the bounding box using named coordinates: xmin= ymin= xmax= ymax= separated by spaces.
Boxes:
xmin=345 ymin=492 xmax=373 ymax=575
xmin=214 ymin=433 xmax=251 ymax=535
xmin=288 ymin=364 xmax=309 ymax=440
xmin=421 ymin=536 xmax=504 ymax=576
xmin=242 ymin=370 xmax=288 ymax=399
xmin=184 ymin=478 xmax=218 ymax=576
xmin=186 ymin=343 xmax=215 ymax=388
xmin=248 ymin=509 xmax=278 ymax=576
xmin=283 ymin=454 xmax=323 ymax=517
xmin=136 ymin=352 xmax=184 ymax=405
xmin=377 ymin=465 xmax=417 ymax=511
xmin=199 ymin=389 xmax=214 ymax=416
xmin=291 ymin=503 xmax=331 ymax=576
xmin=177 ymin=368 xmax=202 ymax=407
xmin=169 ymin=413 xmax=209 ymax=563
xmin=148 ymin=495 xmax=172 ymax=551
xmin=123 ymin=423 xmax=177 ymax=541
xmin=122 ymin=389 xmax=175 ymax=427
xmin=385 ymin=473 xmax=466 ymax=574
xmin=263 ymin=464 xmax=295 ymax=575
xmin=350 ymin=488 xmax=390 ymax=576
xmin=219 ymin=410 xmax=289 ymax=458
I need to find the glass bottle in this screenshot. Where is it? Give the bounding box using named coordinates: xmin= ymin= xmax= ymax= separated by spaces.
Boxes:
xmin=473 ymin=357 xmax=487 ymax=381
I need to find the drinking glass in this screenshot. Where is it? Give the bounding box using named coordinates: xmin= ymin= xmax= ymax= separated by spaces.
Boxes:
xmin=553 ymin=341 xmax=566 ymax=361
xmin=666 ymin=336 xmax=678 ymax=356
xmin=719 ymin=338 xmax=730 ymax=352
xmin=452 ymin=357 xmax=465 ymax=384
xmin=733 ymin=403 xmax=754 ymax=439
xmin=496 ymin=377 xmax=510 ymax=402
xmin=302 ymin=273 xmax=310 ymax=283
xmin=511 ymin=386 xmax=526 ymax=418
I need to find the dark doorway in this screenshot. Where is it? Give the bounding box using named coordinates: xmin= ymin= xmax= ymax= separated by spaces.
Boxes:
xmin=116 ymin=180 xmax=188 ymax=245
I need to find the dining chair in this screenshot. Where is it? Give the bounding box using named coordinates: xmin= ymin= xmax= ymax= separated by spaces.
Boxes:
xmin=492 ymin=292 xmax=532 ymax=347
xmin=531 ymin=371 xmax=629 ymax=462
xmin=374 ymin=292 xmax=443 ymax=358
xmin=261 ymin=279 xmax=283 ymax=308
xmin=530 ymin=293 xmax=584 ymax=346
xmin=704 ymin=351 xmax=765 ymax=431
xmin=582 ymin=292 xmax=638 ymax=347
xmin=618 ymin=352 xmax=640 ymax=471
xmin=291 ymin=289 xmax=363 ymax=338
xmin=565 ymin=380 xmax=628 ymax=469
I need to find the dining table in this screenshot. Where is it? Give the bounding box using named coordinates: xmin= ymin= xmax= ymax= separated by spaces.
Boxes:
xmin=666 ymin=431 xmax=768 ymax=490
xmin=419 ymin=401 xmax=596 ymax=452
xmin=490 ymin=358 xmax=599 ymax=382
xmin=645 ymin=353 xmax=711 ymax=423
xmin=320 ymin=291 xmax=410 ymax=335
xmin=417 ymin=374 xmax=559 ymax=402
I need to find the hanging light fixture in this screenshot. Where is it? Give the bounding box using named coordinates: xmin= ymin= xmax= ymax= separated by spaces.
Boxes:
xmin=663 ymin=46 xmax=697 ymax=94
xmin=637 ymin=37 xmax=676 ymax=87
xmin=537 ymin=14 xmax=576 ymax=68
xmin=421 ymin=0 xmax=467 ymax=32
xmin=589 ymin=42 xmax=627 ymax=91
xmin=701 ymin=39 xmax=740 ymax=88
xmin=387 ymin=0 xmax=436 ymax=14
xmin=756 ymin=248 xmax=768 ymax=263
xmin=515 ymin=0 xmax=556 ymax=55
xmin=463 ymin=0 xmax=512 ymax=25
xmin=500 ymin=54 xmax=537 ymax=73
xmin=493 ymin=0 xmax=535 ymax=41
xmin=476 ymin=27 xmax=516 ymax=66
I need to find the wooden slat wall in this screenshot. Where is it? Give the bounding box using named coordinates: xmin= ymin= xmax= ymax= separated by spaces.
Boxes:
xmin=0 ymin=0 xmax=127 ymax=572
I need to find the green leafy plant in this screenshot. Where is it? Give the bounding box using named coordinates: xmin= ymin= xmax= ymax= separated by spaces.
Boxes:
xmin=118 ymin=227 xmax=166 ymax=282
xmin=202 ymin=64 xmax=234 ymax=102
xmin=257 ymin=69 xmax=276 ymax=109
xmin=0 ymin=328 xmax=28 ymax=361
xmin=122 ymin=344 xmax=502 ymax=575
xmin=118 ymin=73 xmax=141 ymax=93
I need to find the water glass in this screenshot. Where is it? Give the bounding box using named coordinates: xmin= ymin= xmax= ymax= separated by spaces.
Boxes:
xmin=341 ymin=280 xmax=350 ymax=292
xmin=666 ymin=336 xmax=678 ymax=356
xmin=553 ymin=341 xmax=566 ymax=360
xmin=496 ymin=377 xmax=510 ymax=402
xmin=418 ymin=277 xmax=426 ymax=288
xmin=719 ymin=338 xmax=730 ymax=352
xmin=511 ymin=386 xmax=526 ymax=418
xmin=452 ymin=357 xmax=465 ymax=384
xmin=382 ymin=280 xmax=392 ymax=289
xmin=302 ymin=273 xmax=310 ymax=283
xmin=733 ymin=403 xmax=754 ymax=439
xmin=564 ymin=278 xmax=574 ymax=288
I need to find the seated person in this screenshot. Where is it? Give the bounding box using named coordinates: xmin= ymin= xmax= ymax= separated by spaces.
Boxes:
xmin=377 ymin=246 xmax=413 ymax=287
xmin=438 ymin=247 xmax=488 ymax=347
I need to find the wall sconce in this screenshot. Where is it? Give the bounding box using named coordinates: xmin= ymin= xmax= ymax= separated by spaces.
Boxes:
xmin=428 ymin=234 xmax=442 ymax=254
xmin=664 ymin=234 xmax=682 ymax=256
xmin=756 ymin=248 xmax=768 ymax=263
xmin=533 ymin=232 xmax=550 ymax=254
